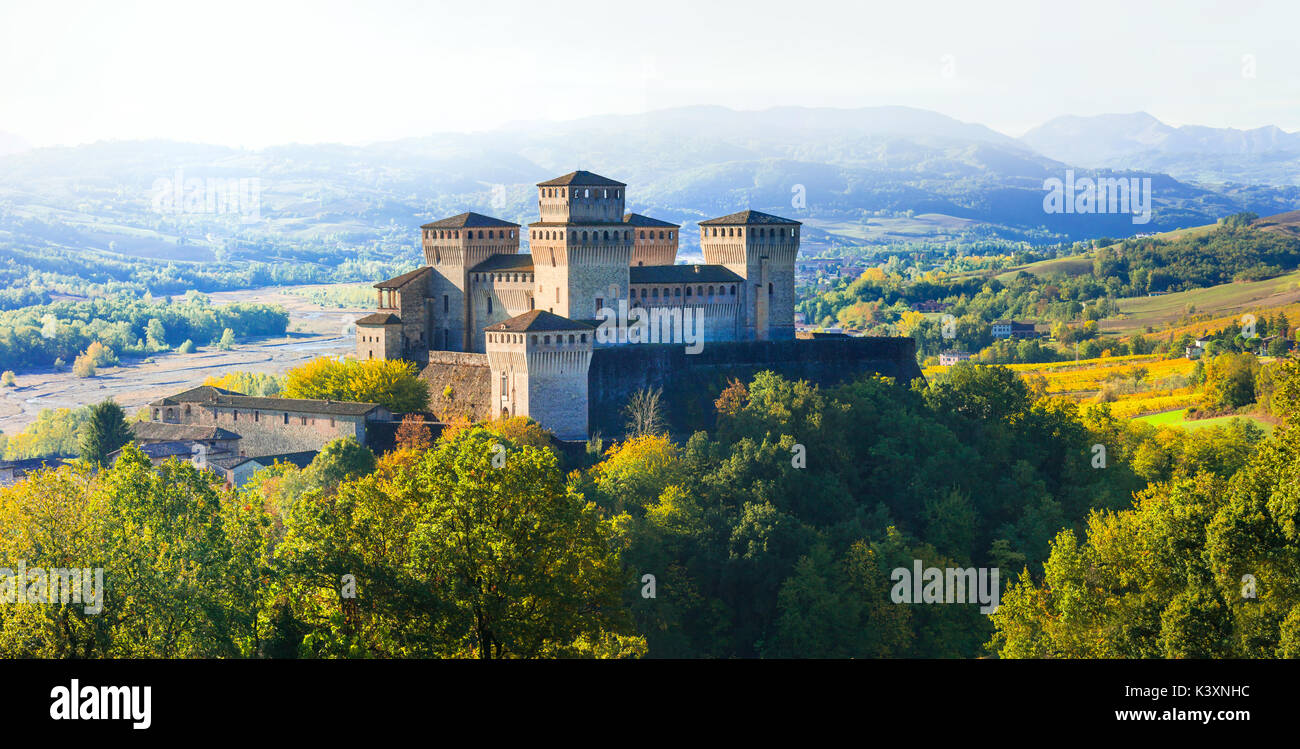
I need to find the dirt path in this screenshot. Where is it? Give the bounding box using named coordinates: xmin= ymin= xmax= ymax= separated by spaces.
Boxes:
xmin=0 ymin=285 xmax=368 ymax=436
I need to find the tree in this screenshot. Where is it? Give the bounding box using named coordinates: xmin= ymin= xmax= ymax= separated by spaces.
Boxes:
xmin=283 ymin=357 xmax=429 ymax=413
xmin=71 ymin=355 xmax=96 ymax=378
xmin=145 ymin=318 xmax=167 ymax=350
xmin=395 ymin=413 xmax=434 ymax=451
xmin=273 ymin=425 xmax=644 ymax=658
xmin=177 ymin=339 xmax=197 ymax=354
xmin=623 ymin=386 xmax=665 ymax=438
xmin=217 ymin=328 xmax=236 ymax=350
xmin=1203 ymin=352 xmax=1260 ymax=410
xmin=309 ymin=437 xmax=376 ymax=485
xmin=0 ymin=370 xmax=14 ymax=387
xmin=78 ymin=399 xmax=132 ymax=466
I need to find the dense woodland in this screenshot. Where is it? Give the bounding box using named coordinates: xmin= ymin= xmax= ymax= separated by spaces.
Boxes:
xmin=4 ymin=361 xmax=1294 ymax=658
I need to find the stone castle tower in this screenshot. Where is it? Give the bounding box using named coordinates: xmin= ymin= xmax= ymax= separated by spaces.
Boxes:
xmin=485 ymin=310 xmax=594 ymax=439
xmin=700 ymin=210 xmax=800 ymax=341
xmin=529 ymin=171 xmax=633 ymax=321
xmin=356 ymin=170 xmax=804 ymax=438
xmin=423 ymin=212 xmax=522 ymax=353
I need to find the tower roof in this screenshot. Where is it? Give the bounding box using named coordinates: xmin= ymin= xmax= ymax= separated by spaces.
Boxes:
xmin=699 ymin=209 xmax=801 ymax=226
xmin=356 ymin=312 xmax=401 ymax=326
xmin=374 ymin=266 xmax=431 ymax=289
xmin=470 ymin=253 xmax=534 ymax=273
xmin=537 ymin=170 xmax=625 ymax=187
xmin=420 ymin=212 xmax=519 ymax=229
xmin=485 ymin=309 xmax=596 ymax=333
xmin=623 ymin=213 xmax=680 ymax=228
xmin=630 ymin=264 xmax=743 ymax=284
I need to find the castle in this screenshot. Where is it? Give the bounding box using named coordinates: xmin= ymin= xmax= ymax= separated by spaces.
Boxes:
xmin=357 ymin=170 xmax=921 ymax=439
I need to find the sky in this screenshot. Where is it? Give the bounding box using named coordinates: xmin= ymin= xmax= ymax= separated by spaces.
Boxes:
xmin=2 ymin=0 xmax=1297 ymax=149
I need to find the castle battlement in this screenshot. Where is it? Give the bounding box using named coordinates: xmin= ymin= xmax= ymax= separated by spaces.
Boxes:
xmin=361 ymin=170 xmax=919 ymax=439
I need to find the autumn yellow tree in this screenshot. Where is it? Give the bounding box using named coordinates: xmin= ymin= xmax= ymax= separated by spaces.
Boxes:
xmin=283 ymin=357 xmax=429 ymax=412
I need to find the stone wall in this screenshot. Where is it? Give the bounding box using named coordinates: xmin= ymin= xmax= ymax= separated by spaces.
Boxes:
xmin=420 ymin=351 xmax=492 ymax=421
xmin=586 ymin=336 xmax=922 ymax=437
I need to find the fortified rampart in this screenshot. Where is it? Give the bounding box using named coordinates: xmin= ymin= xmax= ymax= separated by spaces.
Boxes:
xmin=586 ymin=337 xmax=922 ymax=436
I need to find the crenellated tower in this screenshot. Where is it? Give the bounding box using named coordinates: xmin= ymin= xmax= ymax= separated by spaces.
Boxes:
xmin=421 ymin=212 xmax=521 ymax=352
xmin=484 ymin=310 xmax=595 ymax=440
xmin=699 ymin=210 xmax=801 ymax=341
xmin=529 ymin=171 xmax=633 ymax=322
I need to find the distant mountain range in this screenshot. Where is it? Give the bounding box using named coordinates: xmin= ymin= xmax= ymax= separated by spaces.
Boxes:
xmin=1020 ymin=112 xmax=1300 ymax=185
xmin=1 ymin=106 xmax=1298 ymax=267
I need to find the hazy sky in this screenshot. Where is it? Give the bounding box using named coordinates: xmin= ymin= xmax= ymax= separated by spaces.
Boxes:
xmin=2 ymin=0 xmax=1296 ymax=148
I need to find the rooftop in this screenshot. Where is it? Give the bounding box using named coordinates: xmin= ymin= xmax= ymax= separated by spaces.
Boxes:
xmin=150 ymin=386 xmax=385 ymax=417
xmin=374 ymin=266 xmax=431 ymax=289
xmin=131 ymin=422 xmax=241 ymax=442
xmin=630 ymin=264 xmax=744 ymax=284
xmin=470 ymin=253 xmax=535 ymax=273
xmin=623 ymin=213 xmax=680 ymax=228
xmin=420 ymin=212 xmax=519 ymax=230
xmin=356 ymin=312 xmax=401 ymax=326
xmin=485 ymin=309 xmax=596 ymax=333
xmin=537 ymin=170 xmax=625 ymax=188
xmin=699 ymin=209 xmax=801 ymax=226
xmin=235 ymin=450 xmax=319 ymax=470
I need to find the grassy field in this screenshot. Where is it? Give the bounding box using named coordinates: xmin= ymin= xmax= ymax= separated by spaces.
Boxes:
xmin=1102 ymin=270 xmax=1300 ymax=337
xmin=1135 ymin=407 xmax=1276 ymax=433
xmin=993 ymin=255 xmax=1095 ymax=283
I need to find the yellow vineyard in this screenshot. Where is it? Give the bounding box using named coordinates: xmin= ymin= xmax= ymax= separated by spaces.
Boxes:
xmin=926 ymin=354 xmax=1200 ymax=417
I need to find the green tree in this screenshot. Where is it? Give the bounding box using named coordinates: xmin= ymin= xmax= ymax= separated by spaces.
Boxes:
xmin=217 ymin=328 xmax=236 ymax=350
xmin=78 ymin=399 xmax=132 ymax=466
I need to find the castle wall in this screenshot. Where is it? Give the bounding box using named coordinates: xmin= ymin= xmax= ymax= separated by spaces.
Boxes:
xmin=586 ymin=337 xmax=922 ymax=437
xmin=630 ymin=231 xmax=678 ymax=266
xmin=531 ymin=232 xmax=632 ymax=320
xmin=468 ymin=274 xmax=534 ymax=353
xmin=420 ymin=350 xmax=492 ymax=422
xmin=166 ymin=406 xmax=377 ymax=458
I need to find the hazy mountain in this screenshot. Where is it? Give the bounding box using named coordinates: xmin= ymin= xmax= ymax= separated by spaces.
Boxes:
xmin=1 ymin=106 xmax=1297 ymax=268
xmin=1021 ymin=112 xmax=1300 ymax=185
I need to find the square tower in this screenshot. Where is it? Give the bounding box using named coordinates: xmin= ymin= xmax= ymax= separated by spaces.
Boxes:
xmin=484 ymin=310 xmax=595 ymax=440
xmin=530 ymin=171 xmax=633 ymax=322
xmin=699 ymin=210 xmax=801 ymax=341
xmin=421 ymin=212 xmax=521 ymax=352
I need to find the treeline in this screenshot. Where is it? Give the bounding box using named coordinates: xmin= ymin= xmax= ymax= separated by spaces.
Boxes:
xmin=0 ymin=244 xmax=412 ymax=310
xmin=0 ymin=292 xmax=289 ymax=371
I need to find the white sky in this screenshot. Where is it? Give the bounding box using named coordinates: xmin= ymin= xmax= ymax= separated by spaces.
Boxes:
xmin=1 ymin=0 xmax=1296 ymax=148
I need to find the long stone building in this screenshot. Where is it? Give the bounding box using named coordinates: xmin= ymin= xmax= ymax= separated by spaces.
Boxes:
xmin=358 ymin=170 xmax=920 ymax=439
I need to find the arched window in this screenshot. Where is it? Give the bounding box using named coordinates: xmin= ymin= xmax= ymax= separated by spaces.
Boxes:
xmin=730 ymin=285 xmax=736 ymax=295
xmin=488 ymin=230 xmax=494 ymax=239
xmin=603 ymin=231 xmax=609 ymax=240
xmin=685 ymin=287 xmax=692 ymax=297
xmin=543 ymin=335 xmax=551 ymax=344
xmin=639 ymin=231 xmax=645 ymax=239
